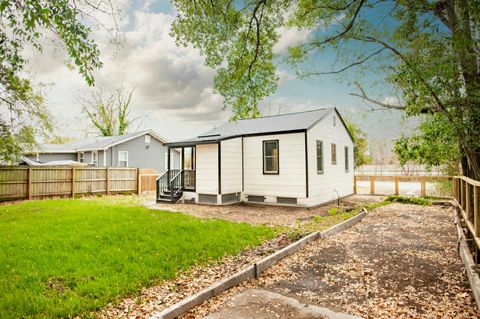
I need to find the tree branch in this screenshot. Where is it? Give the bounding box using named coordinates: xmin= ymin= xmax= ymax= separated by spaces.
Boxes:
xmin=302 ymin=47 xmax=386 ymax=76
xmin=350 ymin=81 xmax=406 ymax=110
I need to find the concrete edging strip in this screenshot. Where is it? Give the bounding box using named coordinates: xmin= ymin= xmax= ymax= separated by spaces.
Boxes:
xmin=454 ymin=205 xmax=480 ymax=309
xmin=149 ymin=209 xmax=368 ymax=319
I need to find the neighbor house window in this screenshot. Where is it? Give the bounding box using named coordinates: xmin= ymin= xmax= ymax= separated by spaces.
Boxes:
xmin=331 ymin=143 xmax=337 ymax=165
xmin=316 ymin=140 xmax=324 ymax=174
xmin=263 ymin=140 xmax=279 ymax=174
xmin=79 ymin=152 xmax=84 ymax=163
xmin=118 ymin=151 xmax=128 ymax=167
xmin=345 ymin=146 xmax=349 ymax=172
xmin=145 ymin=135 xmax=151 ymax=144
xmin=92 ymin=150 xmax=98 ymax=166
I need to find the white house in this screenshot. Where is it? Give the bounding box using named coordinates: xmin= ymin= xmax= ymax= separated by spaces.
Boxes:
xmin=158 ymin=108 xmax=354 ymax=207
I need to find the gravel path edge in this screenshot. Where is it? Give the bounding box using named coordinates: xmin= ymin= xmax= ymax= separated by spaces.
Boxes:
xmin=149 ymin=210 xmax=367 ymax=319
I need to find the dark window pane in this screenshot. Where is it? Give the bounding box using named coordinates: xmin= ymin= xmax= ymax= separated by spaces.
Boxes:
xmin=265 ymin=141 xmax=277 ymax=156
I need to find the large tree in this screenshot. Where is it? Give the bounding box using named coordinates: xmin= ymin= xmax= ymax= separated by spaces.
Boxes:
xmin=82 ymin=87 xmax=137 ymax=136
xmin=0 ymin=1 xmax=108 ymax=163
xmin=171 ymin=0 xmax=480 ymax=179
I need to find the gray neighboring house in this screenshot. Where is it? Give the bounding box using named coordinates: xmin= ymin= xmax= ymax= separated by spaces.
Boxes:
xmin=26 ymin=130 xmax=180 ymax=172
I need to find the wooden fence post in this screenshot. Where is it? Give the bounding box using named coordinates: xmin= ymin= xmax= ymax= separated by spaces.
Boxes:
xmin=370 ymin=176 xmax=375 ymax=195
xmin=452 ymin=178 xmax=456 ymax=199
xmin=466 ymin=182 xmax=472 ymax=221
xmin=137 ymin=168 xmax=141 ymax=195
xmin=27 ymin=167 xmax=33 ymax=200
xmin=461 ymin=180 xmax=465 ymax=209
xmin=353 ymin=175 xmax=357 ymax=194
xmin=71 ymin=167 xmax=76 ymax=198
xmin=106 ymin=167 xmax=110 ymax=195
xmin=394 ymin=176 xmax=399 ymax=195
xmin=474 ymin=185 xmax=479 ymax=237
xmin=420 ymin=177 xmax=426 ymax=197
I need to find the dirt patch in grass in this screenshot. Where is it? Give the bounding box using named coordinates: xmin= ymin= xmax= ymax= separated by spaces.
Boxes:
xmin=146 ymin=195 xmax=384 ymax=228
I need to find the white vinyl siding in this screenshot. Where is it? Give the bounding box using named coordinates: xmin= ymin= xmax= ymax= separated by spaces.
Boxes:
xmin=243 ymin=133 xmax=306 ymax=198
xmin=305 ymin=112 xmax=354 ymax=207
xmin=118 ymin=151 xmax=128 ymax=167
xmin=220 ymin=138 xmax=242 ymax=194
xmin=196 ymin=144 xmax=219 ymax=194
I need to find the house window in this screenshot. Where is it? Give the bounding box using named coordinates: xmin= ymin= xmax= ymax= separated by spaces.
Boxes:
xmin=92 ymin=150 xmax=98 ymax=166
xmin=333 ymin=116 xmax=336 ymax=126
xmin=145 ymin=135 xmax=151 ymax=144
xmin=118 ymin=151 xmax=128 ymax=167
xmin=331 ymin=143 xmax=337 ymax=165
xmin=345 ymin=146 xmax=349 ymax=172
xmin=316 ymin=140 xmax=324 ymax=174
xmin=263 ymin=140 xmax=279 ymax=174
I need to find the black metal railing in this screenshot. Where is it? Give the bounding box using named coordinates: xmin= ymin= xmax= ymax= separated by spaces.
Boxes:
xmin=156 ymin=169 xmax=196 ymax=202
xmin=169 ymin=170 xmax=183 ymax=201
xmin=184 ymin=169 xmax=195 ymax=189
xmin=156 ymin=170 xmax=169 ymax=199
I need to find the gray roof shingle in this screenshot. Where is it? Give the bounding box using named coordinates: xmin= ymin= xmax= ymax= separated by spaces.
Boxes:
xmin=33 ymin=130 xmax=167 ymax=153
xmin=167 ymin=108 xmax=337 ymax=146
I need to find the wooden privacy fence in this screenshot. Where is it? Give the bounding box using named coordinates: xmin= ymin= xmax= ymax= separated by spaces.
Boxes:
xmin=0 ymin=166 xmax=141 ymax=201
xmin=354 ymin=175 xmax=453 ymax=197
xmin=453 ymin=176 xmax=480 ymax=263
xmin=139 ymin=168 xmax=160 ymax=194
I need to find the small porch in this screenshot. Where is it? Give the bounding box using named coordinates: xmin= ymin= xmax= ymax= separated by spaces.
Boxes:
xmin=156 ymin=146 xmax=196 ymax=203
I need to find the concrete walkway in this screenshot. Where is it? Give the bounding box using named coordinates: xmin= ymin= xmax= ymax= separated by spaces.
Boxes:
xmin=203 ymin=203 xmax=480 ymax=318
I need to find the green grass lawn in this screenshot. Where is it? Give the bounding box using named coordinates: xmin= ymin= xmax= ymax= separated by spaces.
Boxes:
xmin=0 ymin=198 xmax=276 ymax=318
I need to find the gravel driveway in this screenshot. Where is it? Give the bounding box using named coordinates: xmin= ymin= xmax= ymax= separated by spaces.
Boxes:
xmin=186 ymin=203 xmax=480 ymax=318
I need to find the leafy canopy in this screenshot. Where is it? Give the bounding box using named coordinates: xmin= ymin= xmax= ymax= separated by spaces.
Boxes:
xmin=0 ymin=0 xmax=103 ymax=162
xmin=172 ymin=0 xmax=480 ymax=178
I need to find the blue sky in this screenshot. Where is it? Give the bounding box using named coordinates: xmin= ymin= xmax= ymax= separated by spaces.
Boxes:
xmin=25 ymin=0 xmax=417 ymax=153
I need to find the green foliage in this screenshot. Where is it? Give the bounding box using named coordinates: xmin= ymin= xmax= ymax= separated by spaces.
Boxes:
xmin=394 ymin=113 xmax=460 ymax=174
xmin=384 ymin=195 xmax=431 ymax=206
xmin=82 ymin=87 xmax=136 ymax=136
xmin=0 ymin=198 xmax=275 ymax=318
xmin=346 ymin=120 xmax=372 ymax=167
xmin=171 ymin=0 xmax=480 ymax=178
xmin=327 ymin=207 xmax=342 ymax=216
xmin=0 ymin=0 xmax=102 ymax=162
xmin=171 ymin=0 xmax=291 ymax=119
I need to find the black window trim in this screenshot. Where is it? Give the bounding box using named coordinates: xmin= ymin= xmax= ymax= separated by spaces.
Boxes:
xmin=345 ymin=145 xmax=349 ymax=172
xmin=331 ymin=143 xmax=337 ymax=165
xmin=263 ymin=139 xmax=279 ymax=175
xmin=316 ymin=140 xmax=324 ymax=174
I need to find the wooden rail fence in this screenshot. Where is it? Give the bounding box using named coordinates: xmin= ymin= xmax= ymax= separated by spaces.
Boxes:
xmin=453 ymin=176 xmax=480 ymax=264
xmin=0 ymin=166 xmax=141 ymax=201
xmin=354 ymin=175 xmax=453 ymax=197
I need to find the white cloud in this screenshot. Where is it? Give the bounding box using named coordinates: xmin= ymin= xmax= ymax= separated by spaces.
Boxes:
xmin=381 ymin=96 xmax=402 ymax=106
xmin=273 ymin=26 xmax=314 ymax=53
xmin=23 ymin=4 xmax=227 ymax=141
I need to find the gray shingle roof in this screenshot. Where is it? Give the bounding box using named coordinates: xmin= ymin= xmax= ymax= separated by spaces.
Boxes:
xmin=167 ymin=108 xmax=338 ymax=147
xmin=33 ymin=130 xmax=167 ymax=153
